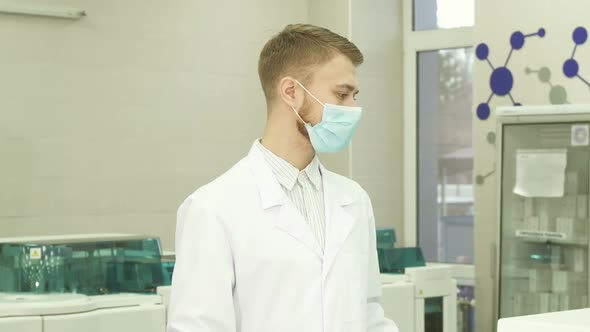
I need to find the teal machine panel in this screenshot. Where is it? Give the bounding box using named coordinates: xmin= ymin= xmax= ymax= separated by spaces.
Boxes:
xmin=376 ymin=228 xmax=426 ymax=274
xmin=0 ymin=235 xmax=175 ymax=295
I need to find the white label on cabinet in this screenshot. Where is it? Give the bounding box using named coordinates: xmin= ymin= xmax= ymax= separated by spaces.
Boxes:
xmin=571 ymin=124 xmax=589 ymax=146
xmin=515 ymin=229 xmax=567 ymax=241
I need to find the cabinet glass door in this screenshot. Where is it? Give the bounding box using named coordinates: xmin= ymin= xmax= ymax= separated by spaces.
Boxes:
xmin=500 ymin=123 xmax=590 ymax=318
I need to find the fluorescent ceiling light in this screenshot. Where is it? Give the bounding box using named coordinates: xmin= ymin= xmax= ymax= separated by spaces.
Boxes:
xmin=0 ymin=5 xmax=86 ymax=19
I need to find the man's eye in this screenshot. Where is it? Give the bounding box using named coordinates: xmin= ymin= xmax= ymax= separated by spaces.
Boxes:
xmin=338 ymin=93 xmax=348 ymax=99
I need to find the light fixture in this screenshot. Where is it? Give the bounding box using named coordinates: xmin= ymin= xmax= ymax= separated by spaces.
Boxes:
xmin=0 ymin=5 xmax=86 ymax=20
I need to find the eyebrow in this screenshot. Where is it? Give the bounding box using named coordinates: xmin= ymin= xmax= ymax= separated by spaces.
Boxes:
xmin=336 ymin=84 xmax=360 ymax=95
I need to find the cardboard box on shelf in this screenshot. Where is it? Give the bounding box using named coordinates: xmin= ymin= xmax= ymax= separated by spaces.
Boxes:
xmin=565 ymin=172 xmax=579 ymax=195
xmin=550 ymin=293 xmax=560 ymax=312
xmin=539 ymin=292 xmax=551 ymax=313
xmin=560 ymin=196 xmax=577 ymax=218
xmin=525 ymin=217 xmax=540 ymax=230
xmin=524 ymin=197 xmax=535 ymax=217
xmin=556 ymin=217 xmax=574 ymax=237
xmin=552 ymin=271 xmax=586 ymax=294
xmin=529 ymin=269 xmax=552 ymax=292
xmin=564 ymin=248 xmax=587 ymax=272
xmin=577 ymin=195 xmax=587 ymax=219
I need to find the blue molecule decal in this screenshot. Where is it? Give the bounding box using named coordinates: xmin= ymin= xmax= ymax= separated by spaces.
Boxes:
xmin=476 ymin=103 xmax=491 ymax=121
xmin=563 ymin=27 xmax=590 ymax=88
xmin=476 ymin=28 xmax=546 ymax=120
xmin=490 ymin=67 xmax=514 ymax=96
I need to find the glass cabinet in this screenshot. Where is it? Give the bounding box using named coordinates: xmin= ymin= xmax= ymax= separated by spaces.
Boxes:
xmin=496 ymin=106 xmax=590 ymax=319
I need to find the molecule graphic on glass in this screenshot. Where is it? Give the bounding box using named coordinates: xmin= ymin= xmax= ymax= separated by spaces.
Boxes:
xmin=563 ymin=27 xmax=590 ymax=88
xmin=475 ymin=28 xmax=546 ymax=120
xmin=525 ymin=66 xmax=569 ymax=105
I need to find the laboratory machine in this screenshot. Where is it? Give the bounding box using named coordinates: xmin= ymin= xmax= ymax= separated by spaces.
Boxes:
xmin=0 ymin=234 xmax=174 ymax=332
xmin=0 ymin=230 xmax=461 ymax=332
xmin=377 ymin=228 xmax=457 ymax=332
xmin=0 ymin=292 xmax=166 ymax=332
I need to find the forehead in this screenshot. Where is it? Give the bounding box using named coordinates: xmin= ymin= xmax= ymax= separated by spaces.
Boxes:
xmin=311 ymin=54 xmax=358 ymax=89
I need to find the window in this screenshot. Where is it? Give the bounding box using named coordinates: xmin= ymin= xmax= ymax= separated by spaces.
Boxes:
xmin=403 ymin=2 xmax=476 ymax=331
xmin=417 ymin=48 xmax=474 ymax=263
xmin=414 ymin=0 xmax=475 ymax=31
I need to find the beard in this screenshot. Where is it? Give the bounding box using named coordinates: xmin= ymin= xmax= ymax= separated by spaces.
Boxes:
xmin=296 ymin=96 xmax=312 ymax=139
xmin=296 ymin=121 xmax=309 ymax=138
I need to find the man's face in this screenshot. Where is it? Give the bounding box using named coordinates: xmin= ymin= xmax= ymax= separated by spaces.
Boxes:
xmin=298 ymin=54 xmax=360 ymax=128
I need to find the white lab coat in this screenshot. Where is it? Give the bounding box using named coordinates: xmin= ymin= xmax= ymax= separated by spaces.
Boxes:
xmin=168 ymin=142 xmax=398 ymax=332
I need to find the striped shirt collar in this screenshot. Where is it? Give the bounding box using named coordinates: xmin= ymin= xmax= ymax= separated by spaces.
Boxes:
xmin=256 ymin=139 xmax=322 ymax=191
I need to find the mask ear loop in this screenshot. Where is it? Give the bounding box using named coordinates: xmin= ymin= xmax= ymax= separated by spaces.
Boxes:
xmin=290 ymin=79 xmax=324 ymax=126
xmin=294 ymin=80 xmax=325 ymax=107
xmin=290 ymin=106 xmax=307 ymax=125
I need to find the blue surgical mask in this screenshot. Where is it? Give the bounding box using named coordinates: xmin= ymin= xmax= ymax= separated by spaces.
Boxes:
xmin=291 ymin=80 xmax=362 ymax=153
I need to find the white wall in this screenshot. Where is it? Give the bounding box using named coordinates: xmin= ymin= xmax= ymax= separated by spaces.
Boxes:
xmin=349 ymin=0 xmax=404 ymax=233
xmin=0 ymin=0 xmax=405 ymax=251
xmin=474 ymin=0 xmax=590 ymax=330
xmin=0 ymin=0 xmax=307 ymax=250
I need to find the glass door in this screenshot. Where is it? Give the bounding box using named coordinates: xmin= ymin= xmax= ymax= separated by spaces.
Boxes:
xmin=499 ymin=123 xmax=590 ymax=318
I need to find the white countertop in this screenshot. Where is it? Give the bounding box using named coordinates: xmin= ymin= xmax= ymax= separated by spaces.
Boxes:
xmin=498 ymin=309 xmax=590 ymax=332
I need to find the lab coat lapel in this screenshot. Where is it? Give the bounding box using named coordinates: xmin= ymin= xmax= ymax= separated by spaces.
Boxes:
xmin=246 ymin=142 xmax=323 ymax=259
xmin=321 ymin=167 xmax=356 ymax=278
xmin=275 ymin=202 xmax=323 ymax=259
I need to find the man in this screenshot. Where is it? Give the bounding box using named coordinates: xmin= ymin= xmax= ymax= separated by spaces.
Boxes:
xmin=168 ymin=24 xmax=398 ymax=332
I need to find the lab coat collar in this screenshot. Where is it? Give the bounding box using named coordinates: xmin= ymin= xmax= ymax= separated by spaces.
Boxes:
xmin=247 ymin=141 xmax=285 ymax=209
xmin=247 ymin=140 xmax=358 ymax=264
xmin=254 ymin=140 xmax=322 ymax=191
xmin=247 ymin=140 xmax=354 ymax=209
xmin=247 ymin=141 xmax=324 ymax=257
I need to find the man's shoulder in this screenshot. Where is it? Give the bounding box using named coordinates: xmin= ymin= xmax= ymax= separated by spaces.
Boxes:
xmin=323 ymin=168 xmax=370 ymax=202
xmin=184 ymin=157 xmax=253 ymax=206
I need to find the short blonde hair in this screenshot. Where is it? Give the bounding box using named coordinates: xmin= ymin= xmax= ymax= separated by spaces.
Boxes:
xmin=258 ymin=24 xmax=364 ymax=102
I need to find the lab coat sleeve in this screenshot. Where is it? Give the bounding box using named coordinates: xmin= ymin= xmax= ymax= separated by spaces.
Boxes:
xmin=167 ymin=195 xmax=237 ymax=332
xmin=365 ymin=194 xmax=399 ymax=332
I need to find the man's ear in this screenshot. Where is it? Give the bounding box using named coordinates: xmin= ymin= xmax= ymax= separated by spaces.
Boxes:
xmin=278 ymin=77 xmax=304 ymax=110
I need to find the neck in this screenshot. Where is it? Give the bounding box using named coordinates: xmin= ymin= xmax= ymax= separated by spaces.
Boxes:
xmin=260 ymin=110 xmax=316 ymax=171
